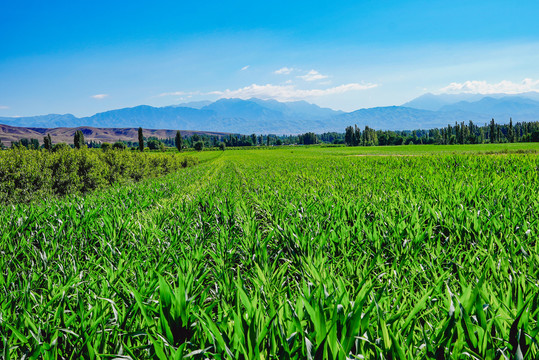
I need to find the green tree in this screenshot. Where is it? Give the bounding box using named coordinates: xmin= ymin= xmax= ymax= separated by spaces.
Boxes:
xmin=194 ymin=141 xmax=204 ymax=151
xmin=30 ymin=138 xmax=39 ymax=149
xmin=508 ymin=118 xmax=515 ymax=143
xmin=74 ymin=130 xmax=85 ymax=149
xmin=175 ymin=130 xmax=183 ymax=152
xmin=43 ymin=134 xmax=53 ymax=151
xmin=218 ymin=142 xmax=226 ymax=151
xmin=298 ymin=132 xmax=318 ymax=145
xmin=363 ymin=126 xmax=377 ymax=146
xmin=479 ymin=127 xmax=485 ymax=143
xmin=354 ymin=125 xmax=361 ymax=146
xmin=113 ymin=141 xmax=127 ymax=150
xmin=489 ymin=119 xmax=496 ymax=143
xmin=19 ymin=138 xmax=30 ymax=149
xmin=138 ymin=127 xmax=144 ymax=152
xmin=345 ymin=126 xmax=354 ymax=146
xmin=147 ymin=139 xmax=161 ymax=150
xmin=53 ymin=143 xmax=70 ymax=152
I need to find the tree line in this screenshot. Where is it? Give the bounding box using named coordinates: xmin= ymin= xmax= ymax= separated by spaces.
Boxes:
xmin=4 ymin=119 xmax=538 ymax=151
xmin=5 ymin=129 xmax=333 ymax=151
xmin=7 ymin=128 xmax=190 ymax=152
xmin=345 ymin=119 xmax=539 ymax=146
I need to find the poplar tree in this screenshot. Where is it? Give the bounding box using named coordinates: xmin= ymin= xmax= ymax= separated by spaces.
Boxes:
xmin=345 ymin=126 xmax=353 ymax=146
xmin=353 ymin=125 xmax=360 ymax=146
xmin=508 ymin=118 xmax=515 ymax=143
xmin=74 ymin=130 xmax=85 ymax=149
xmin=489 ymin=119 xmax=496 ymax=143
xmin=138 ymin=127 xmax=144 ymax=152
xmin=43 ymin=134 xmax=53 ymax=151
xmin=175 ymin=130 xmax=183 ymax=152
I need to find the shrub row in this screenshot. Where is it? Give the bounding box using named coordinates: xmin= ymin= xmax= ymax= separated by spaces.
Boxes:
xmin=0 ymin=147 xmax=198 ymax=203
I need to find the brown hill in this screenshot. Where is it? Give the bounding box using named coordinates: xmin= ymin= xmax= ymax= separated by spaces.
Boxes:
xmin=0 ymin=124 xmax=229 ymax=146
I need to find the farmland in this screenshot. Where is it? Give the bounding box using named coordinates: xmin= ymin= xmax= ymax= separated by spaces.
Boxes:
xmin=1 ymin=144 xmax=539 ymax=359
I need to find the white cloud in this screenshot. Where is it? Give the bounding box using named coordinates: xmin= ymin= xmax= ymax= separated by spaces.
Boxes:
xmin=209 ymin=83 xmax=377 ymax=102
xmin=158 ymin=91 xmax=186 ymax=97
xmin=241 ymin=65 xmax=250 ymax=71
xmin=439 ymin=78 xmax=539 ymax=94
xmin=0 ymin=105 xmax=9 ymax=110
xmin=274 ymin=67 xmax=294 ymax=75
xmin=299 ymin=70 xmax=328 ymax=82
xmin=91 ymin=94 xmax=108 ymax=99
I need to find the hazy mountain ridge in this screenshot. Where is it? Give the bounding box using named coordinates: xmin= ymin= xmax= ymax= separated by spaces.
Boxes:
xmin=402 ymin=91 xmax=539 ymax=111
xmin=324 ymin=106 xmax=498 ymax=132
xmin=402 ymin=93 xmax=487 ymax=111
xmin=1 ymin=93 xmax=539 ymax=135
xmin=0 ymin=98 xmax=343 ymax=134
xmin=439 ymin=96 xmax=539 ymax=114
xmin=0 ymin=114 xmax=80 ymax=128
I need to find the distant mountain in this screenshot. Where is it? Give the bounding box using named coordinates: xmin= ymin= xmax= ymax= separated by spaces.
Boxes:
xmin=1 ymin=98 xmax=343 ymax=134
xmin=80 ymin=105 xmax=214 ymax=129
xmin=514 ymin=92 xmax=539 ymax=102
xmin=431 ymin=95 xmax=539 ymax=123
xmin=248 ymin=98 xmax=343 ymax=119
xmin=1 ymin=95 xmax=538 ymax=136
xmin=326 ymin=106 xmax=490 ymax=131
xmin=403 ymin=92 xmax=539 ymax=111
xmin=400 ymin=92 xmax=539 ymax=125
xmin=176 ymin=100 xmax=212 ymax=109
xmin=402 ymin=93 xmax=486 ymax=111
xmin=439 ymin=96 xmax=539 ymax=114
xmin=0 ymin=114 xmax=79 ymax=128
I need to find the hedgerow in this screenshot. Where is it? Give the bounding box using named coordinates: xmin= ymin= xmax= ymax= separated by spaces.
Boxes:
xmin=0 ymin=147 xmax=198 ymax=203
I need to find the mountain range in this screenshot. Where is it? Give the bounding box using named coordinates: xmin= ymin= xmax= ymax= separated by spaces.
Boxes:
xmin=1 ymin=92 xmax=539 ymax=136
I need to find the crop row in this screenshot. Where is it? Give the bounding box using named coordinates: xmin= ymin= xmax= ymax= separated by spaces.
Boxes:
xmin=1 ymin=150 xmax=538 ymax=359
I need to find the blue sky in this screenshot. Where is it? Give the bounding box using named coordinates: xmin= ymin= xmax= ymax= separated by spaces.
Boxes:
xmin=1 ymin=0 xmax=539 ymax=116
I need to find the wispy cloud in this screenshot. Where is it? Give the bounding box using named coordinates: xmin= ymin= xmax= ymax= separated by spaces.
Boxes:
xmin=158 ymin=91 xmax=189 ymax=97
xmin=0 ymin=105 xmax=9 ymax=110
xmin=209 ymin=83 xmax=377 ymax=101
xmin=439 ymin=78 xmax=539 ymax=94
xmin=91 ymin=94 xmax=108 ymax=99
xmin=155 ymin=81 xmax=377 ymax=102
xmin=274 ymin=67 xmax=294 ymax=75
xmin=240 ymin=65 xmax=250 ymax=71
xmin=299 ymin=70 xmax=328 ymax=82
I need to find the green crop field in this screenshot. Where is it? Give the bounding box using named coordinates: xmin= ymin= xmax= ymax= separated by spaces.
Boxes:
xmin=1 ymin=144 xmax=539 ymax=359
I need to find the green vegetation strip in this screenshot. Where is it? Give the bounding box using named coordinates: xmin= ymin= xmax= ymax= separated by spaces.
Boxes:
xmin=0 ymin=147 xmax=198 ymax=203
xmin=1 ymin=145 xmax=538 ymax=359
